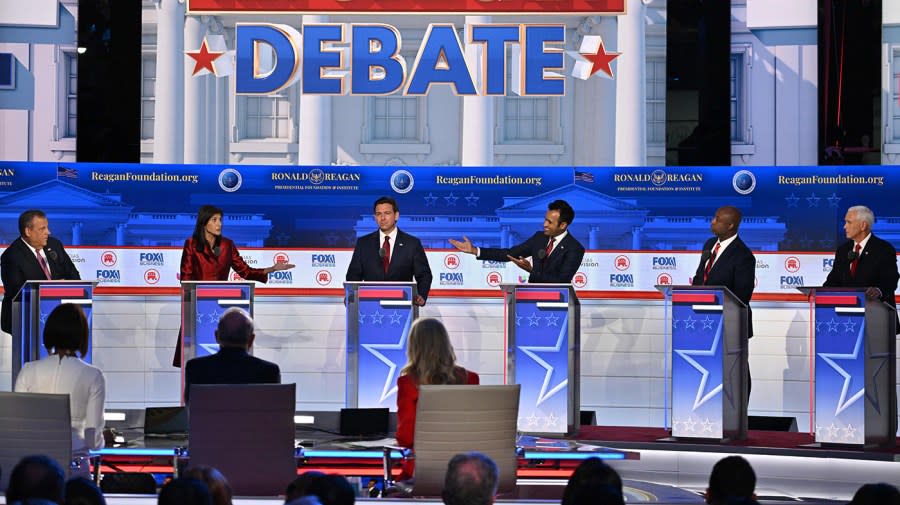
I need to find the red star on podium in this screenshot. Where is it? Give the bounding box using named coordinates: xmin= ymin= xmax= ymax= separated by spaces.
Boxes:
xmin=186 ymin=38 xmax=224 ymax=76
xmin=582 ymin=41 xmax=620 ymax=79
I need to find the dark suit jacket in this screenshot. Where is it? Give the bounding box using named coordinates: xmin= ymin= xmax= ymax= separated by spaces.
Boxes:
xmin=824 ymin=234 xmax=899 ymax=333
xmin=478 ymin=231 xmax=586 ymax=284
xmin=692 ymin=236 xmax=756 ymax=337
xmin=346 ymin=229 xmax=432 ymax=300
xmin=1 ymin=236 xmax=81 ymax=334
xmin=184 ymin=347 xmax=281 ymax=403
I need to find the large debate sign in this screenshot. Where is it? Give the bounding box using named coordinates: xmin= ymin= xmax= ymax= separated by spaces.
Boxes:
xmin=0 ymin=162 xmax=896 ymax=294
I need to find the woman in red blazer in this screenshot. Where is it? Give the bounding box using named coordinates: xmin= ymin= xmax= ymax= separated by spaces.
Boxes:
xmin=395 ymin=318 xmax=479 ymax=480
xmin=172 ymin=205 xmax=294 ymax=366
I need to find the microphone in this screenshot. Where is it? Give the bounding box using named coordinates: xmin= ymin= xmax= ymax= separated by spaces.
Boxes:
xmin=46 ymin=248 xmax=58 ymax=262
xmin=847 ymin=249 xmax=859 ymax=261
xmin=212 ymin=245 xmax=221 ymax=257
xmin=378 ymin=247 xmax=386 ymax=259
xmin=536 ymin=249 xmax=547 ymax=260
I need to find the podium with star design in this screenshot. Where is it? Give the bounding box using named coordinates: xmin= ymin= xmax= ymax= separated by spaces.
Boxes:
xmin=345 ymin=281 xmax=418 ymax=409
xmin=659 ymin=285 xmax=749 ymax=441
xmin=11 ymin=280 xmax=98 ymax=385
xmin=799 ymin=287 xmax=896 ymax=447
xmin=180 ymin=281 xmax=256 ymax=396
xmin=502 ymin=283 xmax=580 ymax=436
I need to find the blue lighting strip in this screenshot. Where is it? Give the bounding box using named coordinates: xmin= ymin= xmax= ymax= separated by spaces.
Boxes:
xmin=91 ymin=448 xmax=626 ymax=461
xmin=522 ymin=451 xmax=625 ymax=460
xmin=304 ymin=450 xmax=404 ymax=459
xmin=91 ymin=448 xmax=177 ymax=457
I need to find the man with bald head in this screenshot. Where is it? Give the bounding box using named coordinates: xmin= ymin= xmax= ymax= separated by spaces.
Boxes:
xmin=692 ymin=206 xmax=756 ymax=396
xmin=183 ymin=307 xmax=280 ymax=403
xmin=441 ymin=452 xmax=499 ymax=505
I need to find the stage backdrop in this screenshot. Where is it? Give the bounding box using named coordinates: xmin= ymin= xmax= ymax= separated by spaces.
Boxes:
xmin=0 ymin=162 xmax=895 ymax=296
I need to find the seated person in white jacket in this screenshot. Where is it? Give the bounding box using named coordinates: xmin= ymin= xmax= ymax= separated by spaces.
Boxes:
xmin=15 ymin=303 xmax=106 ymax=454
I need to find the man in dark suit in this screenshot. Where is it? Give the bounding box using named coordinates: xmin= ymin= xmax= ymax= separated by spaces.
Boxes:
xmin=346 ymin=196 xmax=433 ymax=306
xmin=692 ymin=206 xmax=756 ymax=399
xmin=184 ymin=307 xmax=280 ymax=403
xmin=824 ymin=205 xmax=899 ymax=328
xmin=1 ymin=210 xmax=81 ymax=334
xmin=449 ymin=199 xmax=585 ymax=284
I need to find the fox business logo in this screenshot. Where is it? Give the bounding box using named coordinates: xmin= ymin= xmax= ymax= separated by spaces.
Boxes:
xmin=609 ymin=273 xmax=634 ymax=288
xmin=780 ymin=275 xmax=804 ymax=289
xmin=269 ymin=271 xmax=293 ymax=284
xmin=652 ymin=256 xmax=676 ymax=270
xmin=822 ymin=258 xmax=834 ymax=272
xmin=482 ymin=260 xmax=506 ymax=269
xmin=440 ymin=272 xmax=464 ymax=285
xmin=96 ymin=269 xmax=121 ymax=283
xmin=140 ymin=252 xmax=165 ymax=266
xmin=312 ymin=254 xmax=336 ymax=267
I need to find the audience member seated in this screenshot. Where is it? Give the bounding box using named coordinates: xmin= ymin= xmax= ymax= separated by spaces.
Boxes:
xmin=183 ymin=307 xmax=280 ymax=403
xmin=65 ymin=477 xmax=106 ymax=505
xmin=441 ymin=452 xmax=498 ymax=505
xmin=5 ymin=455 xmax=65 ymax=505
xmin=849 ymin=483 xmax=900 ymax=505
xmin=705 ymin=455 xmax=759 ymax=505
xmin=283 ymin=472 xmax=355 ymax=505
xmin=395 ymin=318 xmax=479 ymax=480
xmin=182 ymin=466 xmax=232 ymax=505
xmin=14 ymin=304 xmax=106 ymax=454
xmin=561 ymin=457 xmax=624 ymax=505
xmin=158 ymin=478 xmax=212 ymax=505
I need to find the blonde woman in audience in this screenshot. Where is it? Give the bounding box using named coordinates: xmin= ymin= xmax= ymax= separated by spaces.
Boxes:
xmin=395 ymin=318 xmax=479 ymax=480
xmin=14 ymin=303 xmax=105 ymax=455
xmin=182 ymin=466 xmax=233 ymax=505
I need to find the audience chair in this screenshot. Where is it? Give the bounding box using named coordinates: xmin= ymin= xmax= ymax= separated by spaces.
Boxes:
xmin=0 ymin=391 xmax=73 ymax=492
xmin=383 ymin=384 xmax=521 ymax=496
xmin=187 ymin=383 xmax=297 ymax=496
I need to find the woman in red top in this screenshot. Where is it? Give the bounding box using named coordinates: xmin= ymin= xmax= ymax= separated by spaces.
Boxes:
xmin=395 ymin=318 xmax=479 ymax=480
xmin=172 ymin=205 xmax=294 ymax=366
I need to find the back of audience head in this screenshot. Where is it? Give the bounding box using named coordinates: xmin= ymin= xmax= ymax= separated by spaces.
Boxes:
xmin=706 ymin=456 xmax=756 ymax=505
xmin=216 ymin=307 xmax=255 ymax=349
xmin=65 ymin=477 xmax=106 ymax=505
xmin=849 ymin=483 xmax=900 ymax=505
xmin=284 ymin=473 xmax=354 ymax=505
xmin=181 ymin=466 xmax=232 ymax=505
xmin=158 ymin=478 xmax=212 ymax=505
xmin=403 ymin=318 xmax=462 ymax=385
xmin=44 ymin=303 xmax=89 ymax=358
xmin=441 ymin=452 xmax=499 ymax=505
xmin=6 ymin=455 xmax=65 ymax=505
xmin=561 ymin=457 xmax=624 ymax=505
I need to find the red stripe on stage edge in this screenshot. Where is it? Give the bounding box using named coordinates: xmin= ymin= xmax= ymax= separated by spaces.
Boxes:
xmin=187 ymin=0 xmax=625 ymax=14
xmin=815 ymin=295 xmax=860 ymax=306
xmin=671 ymin=293 xmax=717 ymax=304
xmin=359 ymin=289 xmax=406 ymax=299
xmin=196 ymin=288 xmax=245 ymax=298
xmin=40 ymin=287 xmax=86 ymax=297
xmin=516 ymin=291 xmax=563 ymax=301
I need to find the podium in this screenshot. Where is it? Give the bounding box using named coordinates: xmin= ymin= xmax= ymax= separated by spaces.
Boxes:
xmin=180 ymin=281 xmax=256 ymax=400
xmin=344 ymin=281 xmax=418 ymax=409
xmin=658 ymin=285 xmax=749 ymax=441
xmin=799 ymin=287 xmax=896 ymax=447
xmin=501 ymin=283 xmax=579 ymax=436
xmin=11 ymin=280 xmax=98 ymax=385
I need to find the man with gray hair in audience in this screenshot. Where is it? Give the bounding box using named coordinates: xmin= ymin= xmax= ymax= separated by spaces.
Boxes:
xmin=184 ymin=307 xmax=280 ymax=403
xmin=441 ymin=452 xmax=499 ymax=505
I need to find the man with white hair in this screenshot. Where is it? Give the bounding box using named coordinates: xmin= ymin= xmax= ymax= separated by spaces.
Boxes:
xmin=824 ymin=205 xmax=899 ymax=327
xmin=183 ymin=307 xmax=280 ymax=403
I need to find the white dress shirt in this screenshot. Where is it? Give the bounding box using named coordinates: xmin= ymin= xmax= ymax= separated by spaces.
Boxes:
xmin=14 ymin=355 xmax=106 ymax=454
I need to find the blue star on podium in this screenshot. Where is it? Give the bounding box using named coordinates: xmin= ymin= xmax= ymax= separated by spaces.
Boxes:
xmin=818 ymin=326 xmax=865 ymax=416
xmin=674 ymin=327 xmax=723 ymax=410
xmin=518 ymin=324 xmax=568 ymax=406
xmin=361 ymin=329 xmax=408 ymax=404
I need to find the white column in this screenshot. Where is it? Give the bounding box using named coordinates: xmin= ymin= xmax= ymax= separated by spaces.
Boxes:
xmin=461 ymin=15 xmax=494 ymax=166
xmin=573 ymin=17 xmax=617 ymax=166
xmin=298 ymin=15 xmax=333 ymax=166
xmin=183 ymin=15 xmax=205 ymax=164
xmin=614 ymin=0 xmax=648 ymax=166
xmin=153 ymin=0 xmax=185 ymax=164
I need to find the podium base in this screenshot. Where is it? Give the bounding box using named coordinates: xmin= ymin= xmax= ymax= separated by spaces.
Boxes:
xmin=656 ymin=435 xmax=743 ymax=444
xmin=799 ymin=441 xmax=893 ymax=450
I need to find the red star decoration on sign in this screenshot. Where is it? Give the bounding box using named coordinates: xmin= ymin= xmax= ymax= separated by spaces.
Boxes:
xmin=582 ymin=41 xmax=620 ymax=79
xmin=186 ymin=38 xmax=224 ymax=76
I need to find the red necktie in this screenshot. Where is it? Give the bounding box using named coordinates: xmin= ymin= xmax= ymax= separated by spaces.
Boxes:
xmin=543 ymin=237 xmax=555 ymax=266
xmin=382 ymin=236 xmax=391 ymax=274
xmin=850 ymin=243 xmax=861 ymax=278
xmin=703 ymin=242 xmax=721 ymax=284
xmin=36 ymin=251 xmax=52 ymax=280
